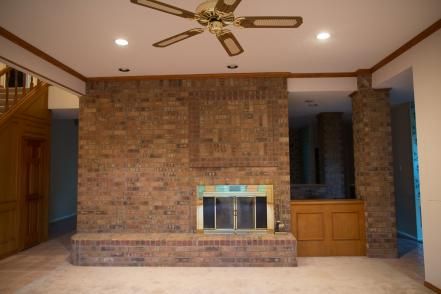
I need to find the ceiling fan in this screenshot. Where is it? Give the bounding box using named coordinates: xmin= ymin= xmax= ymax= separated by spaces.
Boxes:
xmin=130 ymin=0 xmax=303 ymax=56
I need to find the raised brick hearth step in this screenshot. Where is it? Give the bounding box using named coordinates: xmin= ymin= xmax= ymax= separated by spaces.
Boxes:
xmin=71 ymin=233 xmax=297 ymax=267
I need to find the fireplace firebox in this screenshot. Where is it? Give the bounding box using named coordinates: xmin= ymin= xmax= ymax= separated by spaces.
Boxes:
xmin=197 ymin=185 xmax=275 ymax=233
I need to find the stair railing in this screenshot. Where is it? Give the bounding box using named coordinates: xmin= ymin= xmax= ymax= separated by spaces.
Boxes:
xmin=0 ymin=66 xmax=41 ymax=113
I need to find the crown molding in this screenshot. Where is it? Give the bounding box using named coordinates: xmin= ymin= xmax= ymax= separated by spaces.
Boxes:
xmin=87 ymin=72 xmax=291 ymax=81
xmin=371 ymin=18 xmax=441 ymax=72
xmin=1 ymin=18 xmax=440 ymax=83
xmin=288 ymin=72 xmax=357 ymax=78
xmin=0 ymin=26 xmax=87 ymax=82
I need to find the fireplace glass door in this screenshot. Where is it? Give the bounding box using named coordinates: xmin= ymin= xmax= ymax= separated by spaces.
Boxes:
xmin=203 ymin=195 xmax=268 ymax=232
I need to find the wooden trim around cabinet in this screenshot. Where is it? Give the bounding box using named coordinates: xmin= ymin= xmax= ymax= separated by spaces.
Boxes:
xmin=425 ymin=281 xmax=441 ymax=294
xmin=371 ymin=18 xmax=441 ymax=72
xmin=0 ymin=56 xmax=84 ymax=96
xmin=0 ymin=26 xmax=87 ymax=82
xmin=88 ymin=72 xmax=292 ymax=81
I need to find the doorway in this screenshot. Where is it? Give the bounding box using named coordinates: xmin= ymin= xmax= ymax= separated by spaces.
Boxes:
xmin=388 ymin=68 xmax=423 ymax=258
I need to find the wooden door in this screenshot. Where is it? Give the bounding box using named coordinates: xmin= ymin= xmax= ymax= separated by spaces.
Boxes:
xmin=22 ymin=139 xmax=45 ymax=249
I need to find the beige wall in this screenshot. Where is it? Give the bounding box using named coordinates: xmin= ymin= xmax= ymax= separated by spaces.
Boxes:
xmin=374 ymin=30 xmax=441 ymax=288
xmin=48 ymin=86 xmax=79 ymax=109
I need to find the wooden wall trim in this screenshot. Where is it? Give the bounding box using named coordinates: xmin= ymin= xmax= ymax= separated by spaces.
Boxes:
xmin=425 ymin=281 xmax=441 ymax=294
xmin=371 ymin=18 xmax=441 ymax=72
xmin=88 ymin=72 xmax=291 ymax=81
xmin=291 ymin=199 xmax=364 ymax=205
xmin=288 ymin=72 xmax=357 ymax=78
xmin=0 ymin=26 xmax=87 ymax=82
xmin=2 ymin=18 xmax=440 ymax=85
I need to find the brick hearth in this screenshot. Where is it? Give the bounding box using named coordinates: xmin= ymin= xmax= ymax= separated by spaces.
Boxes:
xmin=71 ymin=233 xmax=297 ymax=267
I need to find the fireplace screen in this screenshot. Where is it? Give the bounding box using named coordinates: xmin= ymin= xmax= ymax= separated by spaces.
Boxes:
xmin=203 ymin=195 xmax=268 ymax=231
xmin=197 ymin=185 xmax=274 ymax=233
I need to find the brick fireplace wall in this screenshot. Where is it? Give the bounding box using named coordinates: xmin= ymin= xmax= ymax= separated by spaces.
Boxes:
xmin=317 ymin=112 xmax=345 ymax=198
xmin=78 ymin=78 xmax=291 ymax=234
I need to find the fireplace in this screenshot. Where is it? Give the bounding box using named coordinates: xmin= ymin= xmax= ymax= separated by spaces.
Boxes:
xmin=197 ymin=185 xmax=275 ymax=233
xmin=72 ymin=184 xmax=296 ymax=266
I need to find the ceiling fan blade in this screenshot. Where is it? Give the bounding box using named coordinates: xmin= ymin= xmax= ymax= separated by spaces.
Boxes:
xmin=215 ymin=0 xmax=242 ymax=14
xmin=130 ymin=0 xmax=195 ymax=19
xmin=236 ymin=16 xmax=303 ymax=28
xmin=153 ymin=28 xmax=204 ymax=48
xmin=217 ymin=31 xmax=244 ymax=57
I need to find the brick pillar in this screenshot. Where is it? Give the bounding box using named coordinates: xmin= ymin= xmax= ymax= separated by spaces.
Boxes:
xmin=350 ymin=71 xmax=397 ymax=258
xmin=317 ymin=112 xmax=345 ymax=198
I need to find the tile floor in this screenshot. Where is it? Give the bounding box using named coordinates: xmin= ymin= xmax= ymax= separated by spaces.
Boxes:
xmin=0 ymin=235 xmax=431 ymax=294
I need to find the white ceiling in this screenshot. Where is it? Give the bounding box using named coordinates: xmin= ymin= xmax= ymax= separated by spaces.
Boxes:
xmin=289 ymin=67 xmax=415 ymax=128
xmin=289 ymin=91 xmax=352 ymax=128
xmin=1 ymin=0 xmax=440 ymax=77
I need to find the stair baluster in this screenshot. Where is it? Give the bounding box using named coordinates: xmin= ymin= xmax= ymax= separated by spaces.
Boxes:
xmin=5 ymin=70 xmax=9 ymax=111
xmin=22 ymin=75 xmax=27 ymax=96
xmin=14 ymin=70 xmax=18 ymax=104
xmin=0 ymin=66 xmax=45 ymax=116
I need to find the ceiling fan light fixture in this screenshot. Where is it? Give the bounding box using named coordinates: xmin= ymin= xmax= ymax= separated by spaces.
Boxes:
xmin=118 ymin=68 xmax=131 ymax=72
xmin=130 ymin=0 xmax=304 ymax=56
xmin=227 ymin=64 xmax=238 ymax=69
xmin=316 ymin=32 xmax=330 ymax=40
xmin=115 ymin=38 xmax=129 ymax=46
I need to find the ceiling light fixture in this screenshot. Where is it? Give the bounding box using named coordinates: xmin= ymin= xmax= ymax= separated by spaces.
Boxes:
xmin=316 ymin=32 xmax=330 ymax=40
xmin=227 ymin=64 xmax=239 ymax=69
xmin=115 ymin=38 xmax=129 ymax=46
xmin=118 ymin=68 xmax=130 ymax=72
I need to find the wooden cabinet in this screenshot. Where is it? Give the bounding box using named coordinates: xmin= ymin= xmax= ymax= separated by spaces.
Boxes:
xmin=291 ymin=200 xmax=366 ymax=256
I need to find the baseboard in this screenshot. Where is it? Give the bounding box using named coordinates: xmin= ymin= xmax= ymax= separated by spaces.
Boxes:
xmin=49 ymin=214 xmax=76 ymax=239
xmin=397 ymin=230 xmax=419 ymax=242
xmin=49 ymin=213 xmax=77 ymax=224
xmin=425 ymin=281 xmax=441 ymax=293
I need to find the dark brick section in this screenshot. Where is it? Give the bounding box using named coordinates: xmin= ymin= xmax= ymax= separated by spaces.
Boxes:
xmin=317 ymin=112 xmax=345 ymax=198
xmin=78 ymin=78 xmax=291 ymax=234
xmin=289 ymin=128 xmax=303 ymax=184
xmin=291 ymin=184 xmax=328 ymax=199
xmin=351 ymin=73 xmax=398 ymax=258
xmin=71 ymin=233 xmax=297 ymax=267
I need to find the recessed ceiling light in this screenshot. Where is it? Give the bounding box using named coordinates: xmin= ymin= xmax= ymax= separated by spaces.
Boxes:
xmin=227 ymin=64 xmax=238 ymax=69
xmin=118 ymin=68 xmax=130 ymax=72
xmin=316 ymin=32 xmax=330 ymax=40
xmin=115 ymin=38 xmax=129 ymax=46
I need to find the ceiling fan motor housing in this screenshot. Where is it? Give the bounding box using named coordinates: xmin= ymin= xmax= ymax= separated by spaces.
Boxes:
xmin=196 ymin=0 xmax=235 ymax=34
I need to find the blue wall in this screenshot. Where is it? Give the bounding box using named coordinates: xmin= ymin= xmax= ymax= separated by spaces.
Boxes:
xmin=49 ymin=119 xmax=78 ymax=223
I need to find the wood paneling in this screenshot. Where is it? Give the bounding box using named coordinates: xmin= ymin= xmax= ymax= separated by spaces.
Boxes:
xmin=291 ymin=200 xmax=366 ymax=256
xmin=0 ymin=85 xmax=50 ymax=259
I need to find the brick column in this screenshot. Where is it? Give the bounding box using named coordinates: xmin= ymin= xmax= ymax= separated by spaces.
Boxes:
xmin=317 ymin=112 xmax=345 ymax=198
xmin=350 ymin=71 xmax=397 ymax=258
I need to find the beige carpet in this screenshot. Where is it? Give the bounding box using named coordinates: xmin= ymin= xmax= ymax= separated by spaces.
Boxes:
xmin=0 ymin=235 xmax=430 ymax=294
